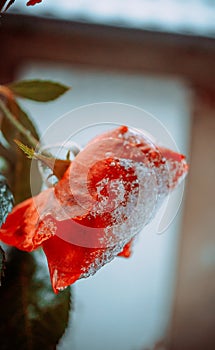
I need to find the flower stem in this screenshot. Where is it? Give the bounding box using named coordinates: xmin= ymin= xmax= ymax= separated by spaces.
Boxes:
xmin=0 ymin=99 xmax=39 ymax=149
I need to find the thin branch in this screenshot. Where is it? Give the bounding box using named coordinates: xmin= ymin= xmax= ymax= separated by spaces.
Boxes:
xmin=0 ymin=100 xmax=39 ymax=149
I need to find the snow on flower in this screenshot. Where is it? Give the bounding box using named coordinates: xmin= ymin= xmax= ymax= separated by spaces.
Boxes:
xmin=0 ymin=126 xmax=188 ymax=293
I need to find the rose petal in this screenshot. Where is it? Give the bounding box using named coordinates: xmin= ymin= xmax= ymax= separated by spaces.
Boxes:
xmin=43 ymin=235 xmax=126 ymax=293
xmin=159 ymin=147 xmax=189 ymax=188
xmin=117 ymin=239 xmax=133 ymax=258
xmin=27 ymin=0 xmax=42 ymax=6
xmin=0 ymin=188 xmax=55 ymax=251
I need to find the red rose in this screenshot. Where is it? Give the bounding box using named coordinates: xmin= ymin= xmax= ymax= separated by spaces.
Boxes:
xmin=0 ymin=126 xmax=188 ymax=293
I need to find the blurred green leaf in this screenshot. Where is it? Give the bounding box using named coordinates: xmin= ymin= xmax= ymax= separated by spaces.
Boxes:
xmin=1 ymin=102 xmax=39 ymax=148
xmin=11 ymin=150 xmax=40 ymax=204
xmin=8 ymin=80 xmax=70 ymax=102
xmin=0 ymin=174 xmax=13 ymax=226
xmin=1 ymin=102 xmax=42 ymax=203
xmin=0 ymin=248 xmax=71 ymax=350
xmin=0 ymin=245 xmax=6 ymax=286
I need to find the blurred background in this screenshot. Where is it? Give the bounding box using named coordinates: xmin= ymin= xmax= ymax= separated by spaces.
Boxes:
xmin=0 ymin=1 xmax=215 ymax=349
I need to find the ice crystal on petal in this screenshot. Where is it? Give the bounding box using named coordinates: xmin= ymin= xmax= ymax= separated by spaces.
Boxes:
xmin=37 ymin=218 xmax=57 ymax=237
xmin=80 ymin=241 xmax=125 ymax=278
xmin=38 ymin=126 xmax=185 ymax=251
xmin=0 ymin=175 xmax=13 ymax=226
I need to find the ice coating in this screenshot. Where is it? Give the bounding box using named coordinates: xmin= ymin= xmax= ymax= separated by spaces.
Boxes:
xmin=0 ymin=125 xmax=188 ymax=292
xmin=38 ymin=127 xmax=186 ymax=246
xmin=37 ymin=125 xmax=187 ymax=251
xmin=42 ymin=125 xmax=188 ymax=290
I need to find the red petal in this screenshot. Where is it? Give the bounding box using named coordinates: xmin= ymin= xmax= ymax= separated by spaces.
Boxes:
xmin=43 ymin=236 xmax=83 ymax=293
xmin=117 ymin=239 xmax=133 ymax=258
xmin=0 ymin=197 xmax=33 ymax=251
xmin=90 ymin=125 xmax=188 ymax=188
xmin=0 ymin=188 xmax=55 ymax=251
xmin=43 ymin=235 xmax=124 ymax=293
xmin=27 ymin=0 xmax=42 ymax=6
xmin=159 ymin=147 xmax=189 ymax=188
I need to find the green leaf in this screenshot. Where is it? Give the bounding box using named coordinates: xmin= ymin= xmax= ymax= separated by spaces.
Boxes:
xmin=0 ymin=174 xmax=14 ymax=226
xmin=8 ymin=80 xmax=70 ymax=102
xmin=0 ymin=248 xmax=71 ymax=350
xmin=0 ymin=245 xmax=6 ymax=286
xmin=1 ymin=102 xmax=39 ymax=148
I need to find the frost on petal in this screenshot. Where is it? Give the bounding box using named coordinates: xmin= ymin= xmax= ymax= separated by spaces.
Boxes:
xmin=39 ymin=126 xmax=188 ymax=251
xmin=57 ymin=138 xmax=159 ymax=248
xmin=43 ymin=235 xmax=126 ymax=293
xmin=90 ymin=125 xmax=188 ymax=188
xmin=159 ymin=147 xmax=189 ymax=189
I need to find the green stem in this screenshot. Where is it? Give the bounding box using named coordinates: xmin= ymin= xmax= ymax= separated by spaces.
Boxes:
xmin=0 ymin=99 xmax=39 ymax=149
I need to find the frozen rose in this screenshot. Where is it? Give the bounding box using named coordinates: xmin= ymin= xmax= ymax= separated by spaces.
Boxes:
xmin=0 ymin=126 xmax=188 ymax=292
